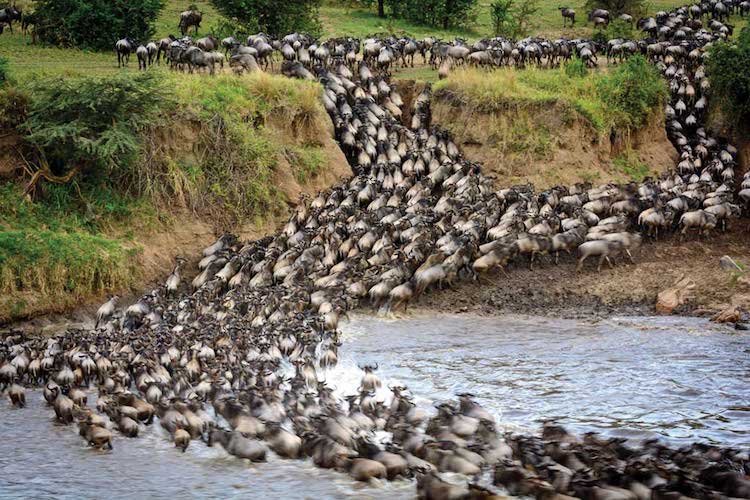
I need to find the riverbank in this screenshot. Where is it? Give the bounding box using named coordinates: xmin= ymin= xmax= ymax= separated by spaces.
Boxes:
xmin=0 ymin=72 xmax=349 ymax=323
xmin=412 ymin=226 xmax=750 ymax=320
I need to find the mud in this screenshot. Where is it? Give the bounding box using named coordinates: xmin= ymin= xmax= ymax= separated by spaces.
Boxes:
xmin=431 ymin=95 xmax=679 ymax=189
xmin=411 ymin=227 xmax=750 ymax=320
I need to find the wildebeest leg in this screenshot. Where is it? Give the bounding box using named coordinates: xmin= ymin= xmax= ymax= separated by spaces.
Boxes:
xmin=528 ymin=253 xmax=535 ymax=271
xmin=597 ymin=255 xmax=606 ymax=272
xmin=626 ymin=249 xmax=635 ymax=264
xmin=554 ymin=251 xmax=559 ymax=265
xmin=576 ymin=256 xmax=585 ymax=272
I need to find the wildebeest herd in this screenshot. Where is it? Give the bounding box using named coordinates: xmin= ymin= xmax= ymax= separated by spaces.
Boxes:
xmin=2 ymin=0 xmax=750 ymax=498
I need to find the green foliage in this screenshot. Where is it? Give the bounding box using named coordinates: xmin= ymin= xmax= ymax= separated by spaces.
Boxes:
xmin=565 ymin=56 xmax=588 ymax=78
xmin=209 ymin=0 xmax=322 ymax=36
xmin=0 ymin=56 xmax=9 ymax=86
xmin=490 ymin=0 xmax=515 ymax=36
xmin=387 ymin=0 xmax=478 ymax=30
xmin=23 ymin=72 xmax=168 ymax=181
xmin=435 ymin=62 xmax=666 ymax=134
xmin=593 ymin=18 xmax=635 ymax=45
xmin=210 ymin=16 xmax=256 ymax=40
xmin=613 ymin=153 xmax=650 ymax=180
xmin=584 ymin=0 xmax=648 ymax=17
xmin=134 ymin=72 xmax=325 ymax=228
xmin=34 ymin=0 xmax=165 ymax=50
xmin=597 ymin=55 xmax=668 ymax=129
xmin=0 ymin=86 xmax=29 ymax=129
xmin=0 ymin=183 xmax=142 ymax=321
xmin=707 ymin=27 xmax=750 ymax=125
xmin=489 ymin=0 xmax=538 ymax=37
xmin=287 ymin=146 xmax=325 ymax=183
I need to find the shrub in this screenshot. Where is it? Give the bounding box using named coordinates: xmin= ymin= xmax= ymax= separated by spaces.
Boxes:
xmin=387 ymin=0 xmax=478 ymax=29
xmin=593 ymin=19 xmax=635 ymax=45
xmin=490 ymin=0 xmax=515 ymax=36
xmin=210 ymin=16 xmax=257 ymax=41
xmin=597 ymin=54 xmax=667 ymax=129
xmin=565 ymin=57 xmax=588 ymax=78
xmin=34 ymin=0 xmax=165 ymax=51
xmin=22 ymin=72 xmax=168 ymax=185
xmin=0 ymin=86 xmax=30 ymax=130
xmin=490 ymin=0 xmax=538 ymax=37
xmin=707 ymin=27 xmax=750 ymax=125
xmin=209 ymin=0 xmax=322 ymax=37
xmin=584 ymin=0 xmax=648 ymax=18
xmin=0 ymin=55 xmax=9 ymax=86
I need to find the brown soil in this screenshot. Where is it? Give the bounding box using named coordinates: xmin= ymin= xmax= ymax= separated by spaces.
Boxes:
xmin=708 ymin=109 xmax=750 ymax=176
xmin=0 ymin=132 xmax=23 ymax=179
xmin=5 ymin=110 xmax=353 ymax=329
xmin=411 ymin=226 xmax=750 ymax=320
xmin=431 ymin=97 xmax=678 ymax=189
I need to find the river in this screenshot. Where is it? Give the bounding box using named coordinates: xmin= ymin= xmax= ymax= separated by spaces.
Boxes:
xmin=1 ymin=314 xmax=748 ymax=499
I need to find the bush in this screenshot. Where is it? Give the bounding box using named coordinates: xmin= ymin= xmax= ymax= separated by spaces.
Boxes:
xmin=387 ymin=0 xmax=478 ymax=29
xmin=0 ymin=55 xmax=9 ymax=86
xmin=597 ymin=54 xmax=667 ymax=129
xmin=565 ymin=57 xmax=588 ymax=78
xmin=593 ymin=19 xmax=635 ymax=45
xmin=707 ymin=27 xmax=750 ymax=125
xmin=584 ymin=0 xmax=647 ymax=17
xmin=209 ymin=0 xmax=322 ymax=37
xmin=490 ymin=0 xmax=538 ymax=37
xmin=0 ymin=86 xmax=30 ymax=130
xmin=34 ymin=0 xmax=165 ymax=51
xmin=22 ymin=72 xmax=168 ymax=184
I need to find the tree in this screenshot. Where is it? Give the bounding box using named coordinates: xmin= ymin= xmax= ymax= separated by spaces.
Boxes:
xmin=209 ymin=0 xmax=322 ymax=37
xmin=490 ymin=0 xmax=516 ymax=37
xmin=34 ymin=0 xmax=165 ymax=51
xmin=707 ymin=27 xmax=750 ymax=125
xmin=489 ymin=0 xmax=538 ymax=38
xmin=584 ymin=0 xmax=647 ymax=18
xmin=382 ymin=0 xmax=477 ymax=29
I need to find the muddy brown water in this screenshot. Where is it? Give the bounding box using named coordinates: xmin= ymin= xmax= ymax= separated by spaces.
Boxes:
xmin=1 ymin=314 xmax=748 ymax=499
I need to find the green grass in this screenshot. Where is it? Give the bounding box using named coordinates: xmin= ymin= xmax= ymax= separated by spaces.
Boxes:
xmin=0 ymin=69 xmax=330 ymax=320
xmin=433 ymin=56 xmax=667 ymax=135
xmin=613 ymin=153 xmax=651 ymax=180
xmin=320 ymin=4 xmax=478 ymax=39
xmin=153 ymin=72 xmax=326 ymax=227
xmin=321 ymin=0 xmax=695 ymax=40
xmin=2 ymin=0 xmax=745 ymax=82
xmin=0 ymin=183 xmax=142 ymax=321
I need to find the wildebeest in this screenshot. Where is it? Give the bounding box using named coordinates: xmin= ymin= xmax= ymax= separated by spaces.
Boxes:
xmin=0 ymin=5 xmax=21 ymax=33
xmin=115 ymin=38 xmax=134 ymax=67
xmin=156 ymin=35 xmax=176 ymax=63
xmin=576 ymin=239 xmax=623 ymax=272
xmin=179 ymin=9 xmax=202 ymax=36
xmin=559 ymin=7 xmax=576 ymax=26
xmin=678 ymin=209 xmax=718 ymax=239
xmin=230 ymin=53 xmax=261 ymax=74
xmin=196 ymin=35 xmax=218 ymax=52
xmin=136 ymin=45 xmax=148 ymax=70
xmin=145 ymin=42 xmax=158 ymax=65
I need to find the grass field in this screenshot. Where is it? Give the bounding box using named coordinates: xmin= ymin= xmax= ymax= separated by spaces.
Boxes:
xmin=2 ymin=0 xmax=746 ymax=81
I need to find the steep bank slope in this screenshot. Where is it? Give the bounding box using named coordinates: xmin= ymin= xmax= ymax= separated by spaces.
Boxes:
xmin=0 ymin=73 xmax=351 ymax=323
xmin=431 ymin=67 xmax=677 ymax=188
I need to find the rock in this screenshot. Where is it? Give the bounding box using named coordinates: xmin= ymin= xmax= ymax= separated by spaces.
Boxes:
xmin=719 ymin=255 xmax=742 ymax=271
xmin=655 ymin=274 xmax=696 ymax=314
xmin=712 ymin=306 xmax=741 ymax=324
